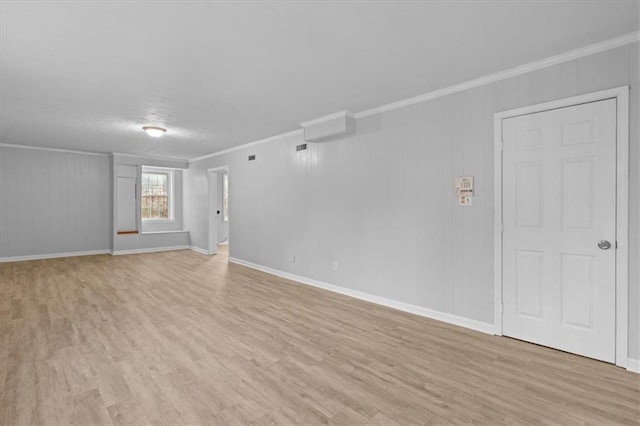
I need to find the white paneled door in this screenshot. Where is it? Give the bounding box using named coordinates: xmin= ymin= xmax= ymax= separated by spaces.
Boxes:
xmin=502 ymin=99 xmax=617 ymax=363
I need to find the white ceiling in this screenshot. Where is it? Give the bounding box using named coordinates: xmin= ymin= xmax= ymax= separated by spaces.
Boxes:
xmin=1 ymin=1 xmax=638 ymax=160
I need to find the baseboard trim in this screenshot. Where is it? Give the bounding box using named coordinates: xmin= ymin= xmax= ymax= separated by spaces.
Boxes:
xmin=627 ymin=358 xmax=640 ymax=374
xmin=0 ymin=249 xmax=111 ymax=263
xmin=229 ymin=257 xmax=494 ymax=335
xmin=111 ymin=245 xmax=190 ymax=255
xmin=189 ymin=245 xmax=209 ymax=255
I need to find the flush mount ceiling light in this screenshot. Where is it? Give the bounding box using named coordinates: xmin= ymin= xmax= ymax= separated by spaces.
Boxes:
xmin=142 ymin=126 xmax=167 ymax=137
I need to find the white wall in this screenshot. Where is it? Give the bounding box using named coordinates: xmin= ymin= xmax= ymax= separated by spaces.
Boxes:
xmin=0 ymin=146 xmax=111 ymax=258
xmin=185 ymin=43 xmax=640 ymax=359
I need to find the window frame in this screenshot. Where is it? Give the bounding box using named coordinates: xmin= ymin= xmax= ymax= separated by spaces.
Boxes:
xmin=140 ymin=166 xmax=175 ymax=223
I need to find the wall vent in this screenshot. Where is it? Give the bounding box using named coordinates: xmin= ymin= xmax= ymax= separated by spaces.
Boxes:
xmin=296 ymin=143 xmax=307 ymax=152
xmin=248 ymin=155 xmax=256 ymax=161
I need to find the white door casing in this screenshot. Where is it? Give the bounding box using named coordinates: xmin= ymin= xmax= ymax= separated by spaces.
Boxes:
xmin=494 ymin=87 xmax=629 ymax=368
xmin=207 ymin=171 xmax=218 ymax=255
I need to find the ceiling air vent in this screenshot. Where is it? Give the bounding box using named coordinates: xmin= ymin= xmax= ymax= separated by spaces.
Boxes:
xmin=248 ymin=155 xmax=256 ymax=161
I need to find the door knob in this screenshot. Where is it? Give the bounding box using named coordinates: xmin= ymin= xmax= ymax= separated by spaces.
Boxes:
xmin=598 ymin=240 xmax=612 ymax=250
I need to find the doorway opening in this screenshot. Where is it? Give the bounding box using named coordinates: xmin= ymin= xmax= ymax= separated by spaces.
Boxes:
xmin=207 ymin=166 xmax=229 ymax=257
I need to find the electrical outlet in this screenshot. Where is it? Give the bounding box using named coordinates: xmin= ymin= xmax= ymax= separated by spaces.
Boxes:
xmin=332 ymin=261 xmax=339 ymax=271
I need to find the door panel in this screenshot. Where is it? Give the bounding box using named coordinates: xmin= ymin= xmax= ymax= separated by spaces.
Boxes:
xmin=502 ymin=98 xmax=616 ymax=363
xmin=515 ymin=162 xmax=543 ymax=227
xmin=562 ymin=158 xmax=594 ymax=230
xmin=560 ymin=253 xmax=594 ymax=328
xmin=515 ymin=250 xmax=543 ymax=318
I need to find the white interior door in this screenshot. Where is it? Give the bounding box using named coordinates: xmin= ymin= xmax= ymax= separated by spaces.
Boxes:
xmin=208 ymin=172 xmax=218 ymax=255
xmin=502 ymin=98 xmax=617 ymax=363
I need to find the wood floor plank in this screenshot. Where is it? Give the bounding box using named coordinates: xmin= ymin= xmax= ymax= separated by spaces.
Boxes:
xmin=1 ymin=246 xmax=638 ymax=425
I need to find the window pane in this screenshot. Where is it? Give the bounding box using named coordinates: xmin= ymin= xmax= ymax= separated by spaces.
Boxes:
xmin=141 ymin=172 xmax=169 ymax=219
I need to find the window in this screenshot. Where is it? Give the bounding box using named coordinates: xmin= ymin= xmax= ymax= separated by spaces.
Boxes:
xmin=222 ymin=172 xmax=229 ymax=222
xmin=141 ymin=168 xmax=174 ymax=221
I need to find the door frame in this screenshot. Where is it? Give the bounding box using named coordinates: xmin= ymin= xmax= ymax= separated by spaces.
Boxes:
xmin=493 ymin=86 xmax=629 ymax=368
xmin=207 ymin=166 xmax=229 ymax=255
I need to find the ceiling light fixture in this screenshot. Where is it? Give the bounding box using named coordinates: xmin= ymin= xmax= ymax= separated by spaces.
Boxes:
xmin=142 ymin=126 xmax=167 ymax=137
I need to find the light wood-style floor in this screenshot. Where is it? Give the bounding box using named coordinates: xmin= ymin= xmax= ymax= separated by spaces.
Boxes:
xmin=1 ymin=247 xmax=638 ymax=425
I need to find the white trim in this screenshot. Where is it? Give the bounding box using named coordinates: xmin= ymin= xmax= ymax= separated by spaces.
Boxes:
xmin=140 ymin=165 xmax=182 ymax=172
xmin=494 ymin=113 xmax=504 ymax=336
xmin=140 ymin=230 xmax=189 ymax=235
xmin=207 ymin=166 xmax=229 ymax=173
xmin=493 ymin=87 xmax=629 ymax=120
xmin=0 ymin=143 xmax=108 ymax=157
xmin=207 ymin=165 xmax=231 ymax=255
xmin=189 ymin=129 xmax=304 ymax=163
xmin=190 ymin=245 xmax=209 ymax=255
xmin=355 ymin=31 xmax=639 ymax=119
xmin=141 ymin=219 xmax=176 ymax=224
xmin=493 ymin=86 xmax=630 ymax=368
xmin=627 ymin=359 xmax=640 ymax=374
xmin=615 ymin=88 xmax=630 ymax=369
xmin=0 ymin=249 xmax=111 ymax=263
xmin=206 ymin=170 xmax=219 ymax=255
xmin=300 ymin=110 xmax=354 ymax=128
xmin=111 ymin=245 xmax=189 ymax=255
xmin=208 ymin=167 xmax=231 ymax=223
xmin=3 ymin=33 xmax=638 ymax=165
xmin=112 ymin=151 xmax=189 ymax=163
xmin=141 ymin=166 xmax=175 ymax=222
xmin=229 ymin=257 xmax=495 ymax=335
xmin=188 ymin=32 xmax=638 ymax=163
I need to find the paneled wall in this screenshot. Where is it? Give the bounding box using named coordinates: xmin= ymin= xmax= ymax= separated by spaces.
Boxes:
xmin=186 ymin=43 xmax=640 ymax=359
xmin=0 ymin=146 xmax=111 ymax=258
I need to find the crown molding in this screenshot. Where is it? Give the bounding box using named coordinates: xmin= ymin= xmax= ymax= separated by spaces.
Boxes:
xmin=0 ymin=143 xmax=190 ymax=163
xmin=0 ymin=143 xmax=108 ymax=157
xmin=111 ymin=151 xmax=189 ymax=163
xmin=190 ymin=30 xmax=639 ymax=162
xmin=11 ymin=31 xmax=633 ymax=165
xmin=12 ymin=31 xmax=634 ymax=164
xmin=355 ymin=30 xmax=640 ymax=119
xmin=189 ymin=129 xmax=304 ymax=163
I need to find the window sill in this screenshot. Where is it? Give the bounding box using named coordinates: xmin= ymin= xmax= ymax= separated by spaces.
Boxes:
xmin=140 ymin=230 xmax=189 ymax=235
